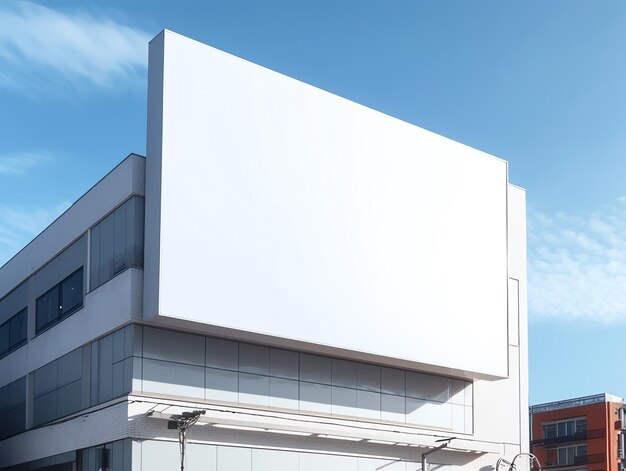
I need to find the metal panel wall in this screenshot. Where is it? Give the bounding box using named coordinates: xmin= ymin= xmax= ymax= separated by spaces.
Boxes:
xmin=145 ymin=30 xmax=509 ymax=378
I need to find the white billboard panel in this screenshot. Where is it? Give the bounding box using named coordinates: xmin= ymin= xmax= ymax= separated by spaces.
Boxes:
xmin=145 ymin=30 xmax=509 ymax=378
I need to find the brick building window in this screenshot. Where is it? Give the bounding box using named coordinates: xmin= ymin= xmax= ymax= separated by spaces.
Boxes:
xmin=547 ymin=445 xmax=588 ymax=466
xmin=544 ymin=418 xmax=587 ymax=439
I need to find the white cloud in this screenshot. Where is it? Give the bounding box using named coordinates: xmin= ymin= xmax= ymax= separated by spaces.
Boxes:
xmin=0 ymin=202 xmax=70 ymax=266
xmin=0 ymin=2 xmax=151 ymax=95
xmin=529 ymin=199 xmax=626 ymax=323
xmin=0 ymin=151 xmax=53 ymax=175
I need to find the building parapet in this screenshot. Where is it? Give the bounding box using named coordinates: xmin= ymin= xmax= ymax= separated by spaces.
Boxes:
xmin=531 ymin=394 xmax=624 ymax=414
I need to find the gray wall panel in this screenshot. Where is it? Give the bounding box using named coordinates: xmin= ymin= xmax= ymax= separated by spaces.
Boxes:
xmin=381 ymin=394 xmax=405 ymax=423
xmin=111 ymin=440 xmax=124 ymax=471
xmin=300 ymin=382 xmax=331 ymax=414
xmin=141 ymin=439 xmax=179 ymax=471
xmin=217 ymin=446 xmax=251 ymax=471
xmin=239 ymin=373 xmax=269 ymax=406
xmin=331 ymin=386 xmax=357 ymax=417
xmin=239 ymin=344 xmax=269 ymax=375
xmin=332 ymin=359 xmax=357 ymax=388
xmin=206 ymin=337 xmax=238 ymax=370
xmin=356 ymin=390 xmax=381 ymax=419
xmin=269 ymin=377 xmax=298 ymax=409
xmin=98 ymin=334 xmax=114 ymax=402
xmin=269 ymin=348 xmax=298 ymax=380
xmin=0 ymin=376 xmax=26 ymax=438
xmin=406 ymin=372 xmax=449 ymax=402
xmin=381 ymin=367 xmax=405 ymax=396
xmin=143 ymin=359 xmax=204 ymax=399
xmin=300 ymin=354 xmax=331 ymax=384
xmin=34 ymin=361 xmax=57 ymax=397
xmin=56 ymin=380 xmax=81 ymax=417
xmin=133 ymin=327 xmax=473 ymax=432
xmin=300 ymin=452 xmax=357 ymax=471
xmin=33 ymin=389 xmax=57 ymax=426
xmin=8 ymin=376 xmax=26 ymax=408
xmin=186 ymin=443 xmax=217 ymax=471
xmin=112 ymin=361 xmax=125 ymax=398
xmin=57 ymin=348 xmax=82 ymax=386
xmin=113 ymin=329 xmax=125 ymax=363
xmin=143 ymin=327 xmax=205 ymax=366
xmin=205 ymin=368 xmax=238 ymax=402
xmin=356 ymin=363 xmax=380 ymax=392
xmin=405 ymin=398 xmax=451 ymax=429
xmin=252 ymin=449 xmax=298 ymax=471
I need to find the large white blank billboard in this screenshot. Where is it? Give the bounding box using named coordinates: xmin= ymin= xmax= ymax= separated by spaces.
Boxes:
xmin=145 ymin=30 xmax=509 ymax=378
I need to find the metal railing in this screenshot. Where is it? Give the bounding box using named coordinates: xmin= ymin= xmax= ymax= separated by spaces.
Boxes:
xmin=544 ymin=453 xmax=604 ymax=467
xmin=531 ymin=428 xmax=605 ymax=446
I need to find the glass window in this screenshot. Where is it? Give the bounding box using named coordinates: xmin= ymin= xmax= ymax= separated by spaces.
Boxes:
xmin=0 ymin=322 xmax=8 ymax=354
xmin=36 ymin=268 xmax=83 ymax=333
xmin=543 ymin=418 xmax=587 ymax=439
xmin=0 ymin=376 xmax=26 ymax=439
xmin=544 ymin=423 xmax=557 ymax=438
xmin=8 ymin=309 xmax=27 ymax=350
xmin=90 ymin=197 xmax=144 ymax=291
xmin=61 ymin=269 xmax=83 ymax=315
xmin=555 ymin=445 xmax=587 ymax=465
xmin=37 ymin=288 xmax=59 ymax=332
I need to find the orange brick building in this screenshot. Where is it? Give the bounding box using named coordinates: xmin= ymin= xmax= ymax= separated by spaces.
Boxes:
xmin=530 ymin=394 xmax=624 ymax=471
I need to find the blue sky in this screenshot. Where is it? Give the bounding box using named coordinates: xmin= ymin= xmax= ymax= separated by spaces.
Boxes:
xmin=1 ymin=1 xmax=625 ymax=405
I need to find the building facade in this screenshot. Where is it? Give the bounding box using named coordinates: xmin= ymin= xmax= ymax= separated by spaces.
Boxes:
xmin=530 ymin=394 xmax=624 ymax=471
xmin=0 ymin=31 xmax=528 ymax=471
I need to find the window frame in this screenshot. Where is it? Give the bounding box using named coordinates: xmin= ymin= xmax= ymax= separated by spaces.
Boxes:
xmin=0 ymin=307 xmax=27 ymax=358
xmin=542 ymin=417 xmax=587 ymax=439
xmin=35 ymin=267 xmax=84 ymax=334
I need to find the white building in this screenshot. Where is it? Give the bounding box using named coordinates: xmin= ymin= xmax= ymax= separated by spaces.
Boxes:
xmin=0 ymin=30 xmax=528 ymax=471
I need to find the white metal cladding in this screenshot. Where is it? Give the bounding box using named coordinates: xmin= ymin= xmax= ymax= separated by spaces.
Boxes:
xmin=145 ymin=30 xmax=509 ymax=378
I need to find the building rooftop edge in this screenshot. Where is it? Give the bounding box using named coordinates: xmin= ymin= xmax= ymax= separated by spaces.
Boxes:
xmin=0 ymin=153 xmax=145 ymax=274
xmin=530 ymin=393 xmax=624 ymax=413
xmin=157 ymin=29 xmax=511 ymax=169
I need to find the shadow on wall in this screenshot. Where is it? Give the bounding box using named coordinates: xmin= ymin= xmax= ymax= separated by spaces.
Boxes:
xmin=139 ymin=326 xmax=473 ymax=433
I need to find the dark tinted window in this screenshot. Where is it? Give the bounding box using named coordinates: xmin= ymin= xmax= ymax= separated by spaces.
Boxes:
xmin=36 ymin=288 xmax=59 ymax=332
xmin=0 ymin=308 xmax=27 ymax=357
xmin=9 ymin=309 xmax=26 ymax=348
xmin=61 ymin=270 xmax=83 ymax=315
xmin=90 ymin=197 xmax=144 ymax=290
xmin=0 ymin=376 xmax=26 ymax=438
xmin=36 ymin=268 xmax=83 ymax=334
xmin=0 ymin=323 xmax=8 ymax=354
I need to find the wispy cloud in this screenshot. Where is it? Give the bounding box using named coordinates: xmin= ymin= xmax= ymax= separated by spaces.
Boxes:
xmin=0 ymin=151 xmax=53 ymax=175
xmin=0 ymin=202 xmax=70 ymax=266
xmin=0 ymin=1 xmax=151 ymax=95
xmin=529 ymin=199 xmax=626 ymax=324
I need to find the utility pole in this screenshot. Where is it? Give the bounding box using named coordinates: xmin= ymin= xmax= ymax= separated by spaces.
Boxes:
xmin=421 ymin=437 xmax=456 ymax=471
xmin=167 ymin=410 xmax=206 ymax=471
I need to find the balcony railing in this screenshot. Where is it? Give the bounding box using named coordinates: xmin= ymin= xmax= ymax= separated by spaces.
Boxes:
xmin=532 ymin=428 xmax=605 ymax=446
xmin=544 ymin=453 xmax=605 ymax=468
